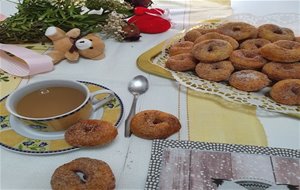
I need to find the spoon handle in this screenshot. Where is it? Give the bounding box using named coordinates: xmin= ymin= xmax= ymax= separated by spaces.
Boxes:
xmin=125 ymin=95 xmax=138 ymax=137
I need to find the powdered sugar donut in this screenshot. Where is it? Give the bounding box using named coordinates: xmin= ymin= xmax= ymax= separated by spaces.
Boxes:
xmin=229 ymin=70 xmax=271 ymax=92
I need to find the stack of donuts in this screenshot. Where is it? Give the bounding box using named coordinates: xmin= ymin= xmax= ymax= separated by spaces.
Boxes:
xmin=166 ymin=22 xmax=300 ymax=106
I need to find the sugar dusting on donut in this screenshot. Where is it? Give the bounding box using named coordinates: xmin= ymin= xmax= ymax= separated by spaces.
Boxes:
xmin=234 ymin=71 xmax=259 ymax=80
xmin=64 ymin=120 xmax=118 ymax=147
xmin=229 ymin=70 xmax=271 ymax=92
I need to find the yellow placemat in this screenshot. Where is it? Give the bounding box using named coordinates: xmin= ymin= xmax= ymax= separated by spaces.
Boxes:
xmin=187 ymin=90 xmax=267 ymax=146
xmin=0 ymin=71 xmax=22 ymax=100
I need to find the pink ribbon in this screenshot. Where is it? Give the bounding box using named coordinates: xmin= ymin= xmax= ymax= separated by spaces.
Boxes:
xmin=0 ymin=43 xmax=54 ymax=77
xmin=0 ymin=13 xmax=6 ymax=21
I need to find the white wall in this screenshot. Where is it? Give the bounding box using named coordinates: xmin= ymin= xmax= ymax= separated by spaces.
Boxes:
xmin=1 ymin=0 xmax=18 ymax=16
xmin=231 ymin=0 xmax=300 ymax=15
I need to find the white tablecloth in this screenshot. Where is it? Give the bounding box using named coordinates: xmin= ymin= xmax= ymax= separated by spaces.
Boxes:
xmin=1 ymin=1 xmax=300 ymax=189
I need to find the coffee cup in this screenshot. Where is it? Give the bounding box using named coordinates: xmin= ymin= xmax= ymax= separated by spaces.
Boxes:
xmin=5 ymin=79 xmax=115 ymax=134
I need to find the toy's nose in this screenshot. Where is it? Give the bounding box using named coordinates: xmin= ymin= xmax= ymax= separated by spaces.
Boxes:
xmin=75 ymin=39 xmax=92 ymax=50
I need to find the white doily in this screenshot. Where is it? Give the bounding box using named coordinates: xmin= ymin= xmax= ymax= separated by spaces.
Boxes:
xmin=153 ymin=13 xmax=300 ymax=115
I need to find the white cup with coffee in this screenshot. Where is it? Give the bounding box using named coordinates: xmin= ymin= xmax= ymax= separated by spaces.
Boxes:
xmin=5 ymin=79 xmax=115 ymax=139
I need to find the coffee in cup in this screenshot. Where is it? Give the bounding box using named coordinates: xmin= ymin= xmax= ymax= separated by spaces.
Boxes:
xmin=16 ymin=86 xmax=86 ymax=118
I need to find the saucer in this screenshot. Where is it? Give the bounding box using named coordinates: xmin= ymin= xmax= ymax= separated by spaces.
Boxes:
xmin=10 ymin=115 xmax=65 ymax=140
xmin=0 ymin=81 xmax=124 ymax=155
xmin=10 ymin=106 xmax=104 ymax=141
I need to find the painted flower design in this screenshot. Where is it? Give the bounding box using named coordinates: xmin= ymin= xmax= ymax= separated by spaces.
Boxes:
xmin=23 ymin=141 xmax=35 ymax=146
xmin=0 ymin=71 xmax=10 ymax=82
xmin=28 ymin=121 xmax=48 ymax=131
xmin=18 ymin=139 xmax=48 ymax=151
xmin=29 ymin=124 xmax=47 ymax=130
xmin=104 ymin=98 xmax=120 ymax=109
xmin=39 ymin=142 xmax=48 ymax=147
xmin=0 ymin=115 xmax=10 ymax=130
xmin=0 ymin=116 xmax=5 ymax=122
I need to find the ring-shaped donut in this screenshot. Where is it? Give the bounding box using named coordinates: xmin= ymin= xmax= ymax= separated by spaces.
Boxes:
xmin=64 ymin=120 xmax=118 ymax=147
xmin=195 ymin=61 xmax=234 ymax=82
xmin=260 ymin=40 xmax=300 ymax=63
xmin=270 ymin=79 xmax=300 ymax=105
xmin=169 ymin=41 xmax=194 ymax=56
xmin=166 ymin=53 xmax=197 ymax=71
xmin=229 ymin=49 xmax=267 ymax=70
xmin=194 ymin=32 xmax=239 ymax=49
xmin=239 ymin=38 xmax=271 ymax=51
xmin=217 ymin=22 xmax=258 ymax=41
xmin=229 ymin=70 xmax=271 ymax=92
xmin=184 ymin=29 xmax=203 ymax=42
xmin=51 ymin=157 xmax=115 ymax=190
xmin=130 ymin=110 xmax=181 ymax=140
xmin=258 ymin=24 xmax=295 ymax=42
xmin=262 ymin=62 xmax=300 ymax=81
xmin=192 ymin=39 xmax=233 ymax=62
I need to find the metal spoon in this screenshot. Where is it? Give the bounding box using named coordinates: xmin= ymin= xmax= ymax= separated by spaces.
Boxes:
xmin=125 ymin=75 xmax=149 ymax=137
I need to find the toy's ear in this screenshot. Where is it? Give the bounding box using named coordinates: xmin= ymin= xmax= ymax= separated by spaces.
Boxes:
xmin=66 ymin=28 xmax=81 ymax=38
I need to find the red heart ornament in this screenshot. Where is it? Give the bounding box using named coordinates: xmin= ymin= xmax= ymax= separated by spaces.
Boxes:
xmin=128 ymin=8 xmax=171 ymax=34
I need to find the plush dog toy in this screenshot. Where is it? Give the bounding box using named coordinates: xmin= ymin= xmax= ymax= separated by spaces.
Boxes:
xmin=45 ymin=26 xmax=105 ymax=64
xmin=128 ymin=7 xmax=171 ymax=34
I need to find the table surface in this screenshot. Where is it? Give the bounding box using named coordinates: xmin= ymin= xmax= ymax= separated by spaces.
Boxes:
xmin=1 ymin=1 xmax=300 ymax=189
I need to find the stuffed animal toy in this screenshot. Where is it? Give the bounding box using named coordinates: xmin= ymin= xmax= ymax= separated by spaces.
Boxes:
xmin=45 ymin=26 xmax=105 ymax=64
xmin=128 ymin=7 xmax=171 ymax=34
